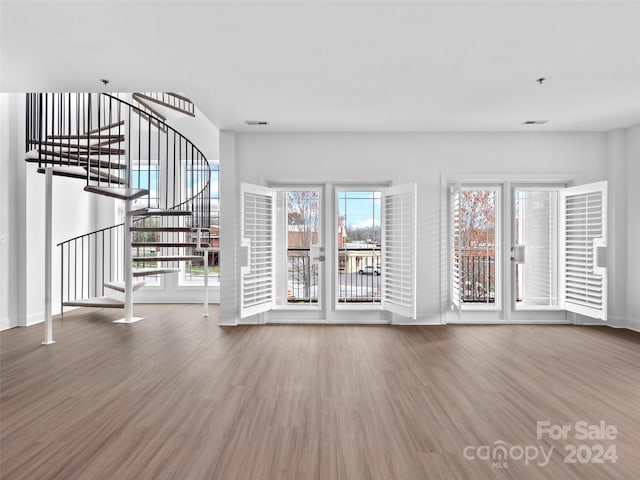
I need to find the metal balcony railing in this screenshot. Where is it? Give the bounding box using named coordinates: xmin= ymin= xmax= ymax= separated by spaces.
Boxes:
xmin=459 ymin=253 xmax=495 ymax=303
xmin=287 ymin=250 xmax=318 ymax=303
xmin=287 ymin=249 xmax=382 ymax=304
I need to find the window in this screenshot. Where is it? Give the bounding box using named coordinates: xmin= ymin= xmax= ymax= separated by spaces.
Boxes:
xmin=130 ymin=164 xmax=161 ymax=286
xmin=131 ymin=164 xmax=160 ymax=207
xmin=337 ymin=190 xmax=382 ymax=305
xmin=452 ymin=185 xmax=500 ymax=309
xmin=181 ymin=162 xmax=220 ymax=286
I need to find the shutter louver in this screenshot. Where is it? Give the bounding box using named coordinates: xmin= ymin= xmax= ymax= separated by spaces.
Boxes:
xmin=562 ymin=182 xmax=607 ymax=321
xmin=382 ymin=183 xmax=417 ymax=319
xmin=450 ymin=185 xmax=462 ymax=311
xmin=240 ymin=184 xmax=274 ymax=318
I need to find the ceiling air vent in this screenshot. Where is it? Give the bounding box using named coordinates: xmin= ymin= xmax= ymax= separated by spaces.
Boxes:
xmin=245 ymin=120 xmax=269 ymax=126
xmin=522 ymin=120 xmax=549 ymax=125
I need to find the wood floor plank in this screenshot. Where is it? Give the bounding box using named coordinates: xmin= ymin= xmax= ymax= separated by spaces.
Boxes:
xmin=1 ymin=305 xmax=639 ymax=480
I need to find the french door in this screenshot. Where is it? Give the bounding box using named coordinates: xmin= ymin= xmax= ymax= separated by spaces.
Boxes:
xmin=450 ymin=180 xmax=608 ymax=322
xmin=240 ymin=182 xmax=417 ymax=321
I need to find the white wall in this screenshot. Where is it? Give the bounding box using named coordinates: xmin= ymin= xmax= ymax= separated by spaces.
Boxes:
xmin=0 ymin=93 xmax=23 ymax=330
xmin=0 ymin=93 xmax=104 ymax=330
xmin=221 ymin=131 xmax=610 ymax=325
xmin=25 ymin=167 xmax=96 ymax=326
xmin=627 ymin=124 xmax=640 ymax=331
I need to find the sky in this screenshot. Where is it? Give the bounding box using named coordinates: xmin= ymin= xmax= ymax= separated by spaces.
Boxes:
xmin=339 ymin=191 xmax=381 ymax=229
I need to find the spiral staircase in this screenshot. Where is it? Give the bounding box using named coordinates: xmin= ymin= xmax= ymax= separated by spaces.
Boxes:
xmin=25 ymin=92 xmax=213 ymax=339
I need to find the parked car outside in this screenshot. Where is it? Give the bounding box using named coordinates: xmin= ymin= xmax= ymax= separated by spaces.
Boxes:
xmin=358 ymin=265 xmax=381 ymax=275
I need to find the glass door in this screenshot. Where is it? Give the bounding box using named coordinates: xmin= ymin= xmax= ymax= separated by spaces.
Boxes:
xmin=512 ymin=187 xmax=561 ymax=309
xmin=274 ymin=188 xmax=323 ymax=309
xmin=336 ymin=189 xmax=382 ymax=307
xmin=456 ymin=186 xmax=500 ymax=309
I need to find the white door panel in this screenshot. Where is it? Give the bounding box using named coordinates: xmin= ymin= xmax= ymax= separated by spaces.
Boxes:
xmin=240 ymin=183 xmax=274 ymax=318
xmin=382 ymin=183 xmax=417 ymax=319
xmin=561 ymin=181 xmax=607 ymax=321
xmin=450 ymin=185 xmax=462 ymax=313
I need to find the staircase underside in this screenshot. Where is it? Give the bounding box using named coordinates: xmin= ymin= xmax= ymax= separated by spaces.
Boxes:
xmin=63 ymin=296 xmax=124 ymax=308
xmin=133 ymin=255 xmax=202 ymax=262
xmin=129 ymin=207 xmax=192 ymax=217
xmin=130 ymin=226 xmax=192 ymax=232
xmin=26 ymin=151 xmax=126 ymax=170
xmin=36 ymin=166 xmax=126 ymax=185
xmin=131 ymin=242 xmax=209 ymax=248
xmin=132 ymin=267 xmax=181 ymax=277
xmin=104 ymin=281 xmax=146 ymax=293
xmin=84 ymin=186 xmax=149 ymax=200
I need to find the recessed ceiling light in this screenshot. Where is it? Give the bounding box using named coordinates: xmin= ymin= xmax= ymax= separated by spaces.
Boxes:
xmin=522 ymin=120 xmax=549 ymax=125
xmin=245 ymin=120 xmax=268 ymax=126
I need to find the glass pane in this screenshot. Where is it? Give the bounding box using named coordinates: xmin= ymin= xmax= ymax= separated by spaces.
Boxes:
xmin=514 ymin=189 xmax=559 ymax=307
xmin=182 ymin=163 xmax=220 ymax=285
xmin=459 ymin=189 xmax=496 ymax=305
xmin=337 ymin=191 xmax=382 ymax=304
xmin=284 ymin=190 xmax=320 ymax=305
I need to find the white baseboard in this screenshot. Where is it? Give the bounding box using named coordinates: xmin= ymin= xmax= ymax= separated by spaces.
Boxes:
xmin=580 ymin=318 xmax=640 ymax=333
xmin=625 ymin=318 xmax=640 ymax=333
xmin=26 ymin=311 xmax=44 ymax=326
xmin=0 ymin=316 xmax=13 ymax=331
xmin=446 ymin=319 xmax=571 ymax=325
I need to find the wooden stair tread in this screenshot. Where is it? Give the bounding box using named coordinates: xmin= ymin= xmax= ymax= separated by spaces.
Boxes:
xmin=133 ymin=92 xmax=195 ymax=117
xmin=47 ymin=134 xmax=125 ymax=141
xmin=85 ymin=186 xmax=149 ymax=201
xmin=26 ymin=150 xmax=127 ymax=169
xmin=133 ymin=255 xmax=202 ymax=262
xmin=166 ymin=92 xmax=193 ymax=103
xmin=129 ymin=208 xmax=192 ymax=217
xmin=87 ymin=120 xmax=125 ymax=134
xmin=132 ymin=267 xmax=181 ymax=277
xmin=63 ymin=296 xmax=124 ymax=308
xmin=130 ymin=226 xmax=192 ymax=232
xmin=104 ymin=281 xmax=146 ymax=293
xmin=131 ymin=242 xmax=209 ymax=248
xmin=35 ymin=166 xmax=125 ymax=185
xmin=36 ymin=140 xmax=125 ymax=155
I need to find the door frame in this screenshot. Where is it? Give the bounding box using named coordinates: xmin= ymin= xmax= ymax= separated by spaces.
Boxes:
xmin=511 ymin=184 xmax=565 ymax=312
xmin=270 ymin=184 xmax=325 ymax=313
xmin=441 ymin=173 xmax=582 ymax=324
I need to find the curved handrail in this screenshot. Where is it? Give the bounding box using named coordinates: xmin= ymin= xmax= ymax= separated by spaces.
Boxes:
xmin=101 ymin=93 xmax=207 ymax=160
xmin=56 ymin=223 xmax=124 ymax=247
xmin=37 ymin=91 xmax=215 ymax=308
xmin=101 ymin=93 xmax=212 ymax=217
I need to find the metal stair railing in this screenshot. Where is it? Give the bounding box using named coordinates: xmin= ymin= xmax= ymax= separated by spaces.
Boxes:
xmin=26 ymin=92 xmax=213 ymax=316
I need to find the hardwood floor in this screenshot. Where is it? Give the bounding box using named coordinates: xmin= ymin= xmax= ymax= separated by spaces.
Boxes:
xmin=1 ymin=305 xmax=639 ymax=480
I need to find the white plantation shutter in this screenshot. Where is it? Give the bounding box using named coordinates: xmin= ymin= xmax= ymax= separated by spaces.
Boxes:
xmin=450 ymin=185 xmax=462 ymax=311
xmin=382 ymin=183 xmax=417 ymax=319
xmin=240 ymin=183 xmax=274 ymax=318
xmin=561 ymin=181 xmax=607 ymax=321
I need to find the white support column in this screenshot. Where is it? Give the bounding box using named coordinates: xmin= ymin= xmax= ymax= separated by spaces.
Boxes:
xmin=203 ymin=250 xmax=209 ymax=317
xmin=42 ymin=167 xmax=55 ymax=345
xmin=114 ymin=198 xmax=143 ymax=323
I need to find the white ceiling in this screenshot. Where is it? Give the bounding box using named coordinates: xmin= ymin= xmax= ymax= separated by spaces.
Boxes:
xmin=2 ymin=0 xmax=640 ymax=132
